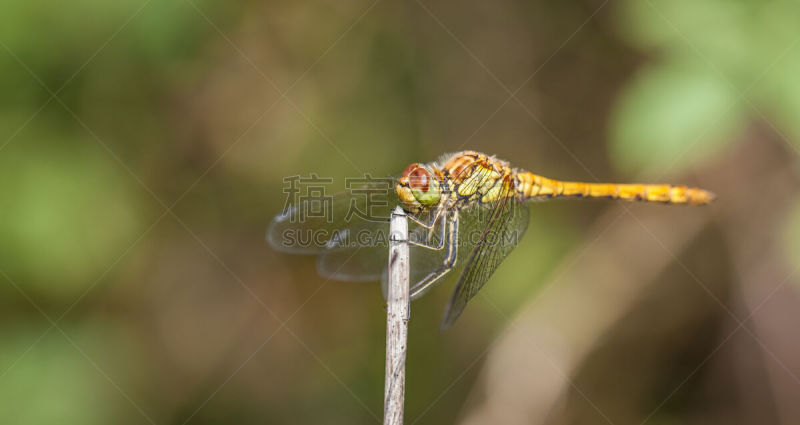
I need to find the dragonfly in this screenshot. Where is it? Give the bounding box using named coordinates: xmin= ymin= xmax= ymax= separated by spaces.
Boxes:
xmin=268 ymin=151 xmax=714 ymax=329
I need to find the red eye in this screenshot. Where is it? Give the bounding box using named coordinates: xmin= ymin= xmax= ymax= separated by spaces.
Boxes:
xmin=401 ymin=163 xmax=419 ymax=178
xmin=408 ymin=168 xmax=429 ymax=192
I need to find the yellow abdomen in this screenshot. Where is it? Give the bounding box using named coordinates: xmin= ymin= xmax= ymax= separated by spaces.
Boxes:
xmin=515 ymin=172 xmax=715 ymax=205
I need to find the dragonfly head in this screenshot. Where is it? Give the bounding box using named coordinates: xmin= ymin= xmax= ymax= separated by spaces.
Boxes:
xmin=396 ymin=163 xmax=442 ymax=212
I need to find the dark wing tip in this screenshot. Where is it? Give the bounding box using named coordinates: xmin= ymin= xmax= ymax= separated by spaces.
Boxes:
xmin=439 ymin=313 xmax=460 ymax=332
xmin=439 ymin=287 xmax=467 ymax=331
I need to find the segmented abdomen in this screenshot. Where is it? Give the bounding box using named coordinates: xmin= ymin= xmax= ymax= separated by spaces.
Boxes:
xmin=514 ymin=172 xmax=714 ymax=205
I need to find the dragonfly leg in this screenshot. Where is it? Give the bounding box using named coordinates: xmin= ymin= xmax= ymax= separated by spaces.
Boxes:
xmin=407 ymin=208 xmax=443 ymax=230
xmin=425 ymin=211 xmax=447 ymax=245
xmin=407 ymin=213 xmax=447 ymax=251
xmin=410 ymin=212 xmax=459 ymax=299
xmin=410 ymin=264 xmax=453 ymax=299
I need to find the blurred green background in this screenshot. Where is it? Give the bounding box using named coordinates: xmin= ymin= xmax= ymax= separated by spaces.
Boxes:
xmin=2 ymin=0 xmax=800 ymax=424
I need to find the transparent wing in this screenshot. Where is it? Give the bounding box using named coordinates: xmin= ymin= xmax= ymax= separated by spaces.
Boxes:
xmin=440 ymin=184 xmax=530 ymax=329
xmin=314 ymin=221 xmax=391 ymax=282
xmin=267 ymin=177 xmax=451 ymax=283
xmin=267 ymin=177 xmax=397 ymax=254
xmin=317 ymin=214 xmax=448 ymax=283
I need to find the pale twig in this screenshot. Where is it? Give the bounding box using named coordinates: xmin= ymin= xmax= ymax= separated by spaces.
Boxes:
xmin=384 ymin=207 xmax=410 ymax=425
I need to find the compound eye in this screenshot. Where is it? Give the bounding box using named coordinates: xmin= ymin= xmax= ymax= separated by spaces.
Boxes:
xmin=401 ymin=163 xmax=419 ymax=178
xmin=407 ymin=167 xmax=430 ymax=192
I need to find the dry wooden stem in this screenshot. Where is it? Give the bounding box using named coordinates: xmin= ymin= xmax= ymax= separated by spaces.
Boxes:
xmin=384 ymin=206 xmax=410 ymax=425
